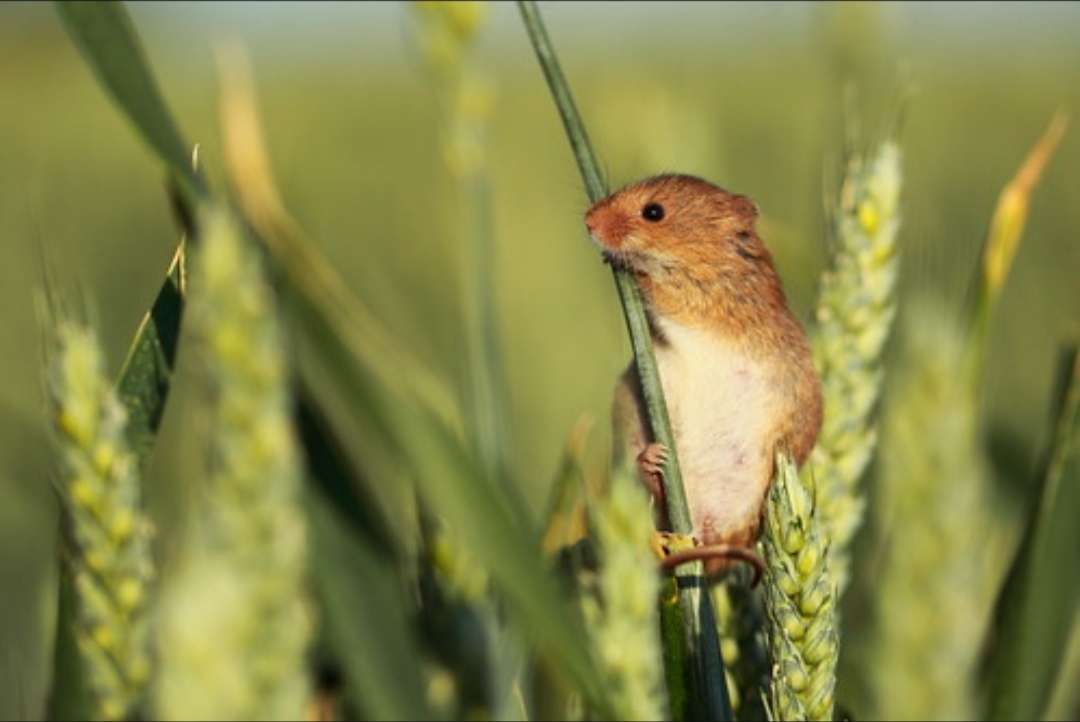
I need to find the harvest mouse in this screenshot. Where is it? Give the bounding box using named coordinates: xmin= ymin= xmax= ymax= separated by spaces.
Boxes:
xmin=585 ymin=174 xmax=822 ymax=579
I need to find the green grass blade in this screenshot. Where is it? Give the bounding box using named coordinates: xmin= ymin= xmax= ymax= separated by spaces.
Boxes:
xmin=53 ymin=1 xmax=206 ymax=201
xmin=56 ymin=0 xmax=198 ymax=475
xmin=56 ymin=0 xmax=197 ymax=471
xmin=306 ymin=489 xmax=434 ymax=721
xmin=115 ymin=246 xmax=183 ymax=471
xmin=58 ymin=1 xmax=396 ymax=540
xmin=463 ymin=172 xmax=512 ymax=484
xmin=983 ymin=344 xmax=1080 ymax=721
xmin=217 ymin=44 xmax=459 ymax=432
xmin=404 ymin=403 xmax=612 ymax=716
xmin=297 ymin=297 xmax=612 ymax=714
xmin=516 ymin=3 xmax=732 ymax=718
xmin=1044 ymin=615 xmax=1080 ymax=720
xmin=299 ymin=357 xmax=422 ymax=719
xmin=295 ymin=379 xmax=399 ymax=556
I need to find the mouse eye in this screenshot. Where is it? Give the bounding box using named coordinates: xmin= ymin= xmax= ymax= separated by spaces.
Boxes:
xmin=642 ymin=203 xmax=665 ymax=222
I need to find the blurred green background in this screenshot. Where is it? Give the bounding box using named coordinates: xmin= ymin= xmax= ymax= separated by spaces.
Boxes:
xmin=1 ymin=2 xmax=1078 ymax=718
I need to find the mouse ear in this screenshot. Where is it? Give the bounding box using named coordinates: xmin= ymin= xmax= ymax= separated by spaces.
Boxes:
xmin=734 ymin=230 xmax=765 ymax=260
xmin=732 ymin=194 xmax=760 ymax=223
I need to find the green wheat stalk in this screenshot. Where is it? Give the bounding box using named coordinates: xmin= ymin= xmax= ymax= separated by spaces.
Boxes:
xmin=811 ymin=139 xmax=902 ymax=593
xmin=45 ymin=318 xmax=154 ymax=721
xmin=410 ymin=3 xmax=505 ymax=477
xmin=155 ymin=207 xmax=311 ymax=720
xmin=763 ymin=454 xmax=838 ymax=722
xmin=516 ymin=3 xmax=732 ymax=717
xmin=411 ymin=0 xmax=500 ymax=609
xmin=412 ymin=7 xmax=532 ymax=717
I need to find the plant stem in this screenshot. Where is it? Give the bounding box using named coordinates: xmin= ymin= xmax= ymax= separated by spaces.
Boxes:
xmin=517 ymin=3 xmax=731 ymax=719
xmin=516 ymin=0 xmax=693 ymax=563
xmin=516 ymin=1 xmax=604 ymax=202
xmin=465 ymin=172 xmax=509 ymax=482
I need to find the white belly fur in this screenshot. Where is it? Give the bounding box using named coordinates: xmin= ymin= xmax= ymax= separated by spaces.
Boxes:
xmin=654 ymin=318 xmax=776 ymax=542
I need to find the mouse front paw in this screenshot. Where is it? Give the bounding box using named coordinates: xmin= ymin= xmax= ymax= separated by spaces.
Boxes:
xmin=650 ymin=530 xmax=698 ymax=561
xmin=636 ymin=442 xmax=669 ymax=502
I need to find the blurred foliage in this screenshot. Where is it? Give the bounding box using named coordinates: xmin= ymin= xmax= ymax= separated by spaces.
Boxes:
xmin=983 ymin=345 xmax=1080 ymax=721
xmin=868 ymin=295 xmax=1000 ymax=719
xmin=155 ymin=208 xmax=311 ymax=720
xmin=1 ymin=2 xmax=1079 ymax=720
xmin=579 ymin=467 xmax=667 ymax=720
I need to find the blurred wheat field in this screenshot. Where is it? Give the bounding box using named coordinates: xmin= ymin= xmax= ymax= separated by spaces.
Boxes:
xmin=1 ymin=2 xmax=1079 ymax=720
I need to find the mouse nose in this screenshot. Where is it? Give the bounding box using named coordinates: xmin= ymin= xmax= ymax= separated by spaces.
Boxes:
xmin=584 ymin=209 xmax=599 ymax=235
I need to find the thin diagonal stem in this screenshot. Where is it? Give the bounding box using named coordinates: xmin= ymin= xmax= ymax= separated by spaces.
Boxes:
xmin=517 ymin=3 xmax=732 ymax=719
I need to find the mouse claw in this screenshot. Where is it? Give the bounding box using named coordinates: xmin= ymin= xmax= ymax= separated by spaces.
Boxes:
xmin=638 ymin=442 xmax=670 ymax=476
xmin=650 ymin=531 xmax=698 ymax=561
xmin=637 ymin=443 xmax=669 ymax=502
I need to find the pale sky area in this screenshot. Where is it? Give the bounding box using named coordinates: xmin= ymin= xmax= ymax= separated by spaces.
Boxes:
xmin=4 ymin=1 xmax=1080 ymax=68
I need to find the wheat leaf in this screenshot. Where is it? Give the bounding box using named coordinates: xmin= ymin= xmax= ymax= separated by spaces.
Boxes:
xmin=983 ymin=344 xmax=1080 ymax=720
xmin=307 ymin=490 xmax=434 ymax=721
xmin=54 ymin=1 xmax=206 ymax=201
xmin=115 ymin=247 xmax=183 ymax=471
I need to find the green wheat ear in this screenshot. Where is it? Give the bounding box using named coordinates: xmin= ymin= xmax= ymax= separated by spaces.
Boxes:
xmin=868 ymin=295 xmax=999 ymax=720
xmin=579 ymin=468 xmax=667 ymax=721
xmin=763 ymin=454 xmax=838 ymax=722
xmin=718 ymin=135 xmax=901 ymax=722
xmin=155 ymin=207 xmax=312 ymax=720
xmin=811 ymin=139 xmax=902 ymax=593
xmin=46 ymin=319 xmax=155 ymax=721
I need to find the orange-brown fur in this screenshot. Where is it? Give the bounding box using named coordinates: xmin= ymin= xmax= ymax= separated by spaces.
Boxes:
xmin=588 ymin=174 xmax=822 ymax=556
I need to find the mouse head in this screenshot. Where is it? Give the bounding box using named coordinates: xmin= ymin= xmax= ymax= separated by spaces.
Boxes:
xmin=585 ymin=174 xmax=781 ymax=325
xmin=584 ymin=174 xmax=766 ymax=277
